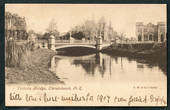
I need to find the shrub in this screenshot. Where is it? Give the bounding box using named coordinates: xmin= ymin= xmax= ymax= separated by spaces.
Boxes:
xmin=5 ymin=39 xmax=35 ymax=68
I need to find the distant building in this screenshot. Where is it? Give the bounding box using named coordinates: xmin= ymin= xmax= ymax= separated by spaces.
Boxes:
xmin=136 ymin=22 xmax=166 ymax=42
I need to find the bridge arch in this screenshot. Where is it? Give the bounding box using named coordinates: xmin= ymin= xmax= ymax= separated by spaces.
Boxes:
xmin=55 ymin=44 xmax=96 ymax=50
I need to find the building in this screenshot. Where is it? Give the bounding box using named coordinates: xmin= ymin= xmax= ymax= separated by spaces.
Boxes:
xmin=136 ymin=22 xmax=166 ymax=42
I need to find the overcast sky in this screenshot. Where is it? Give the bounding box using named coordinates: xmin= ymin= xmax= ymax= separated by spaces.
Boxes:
xmin=5 ymin=4 xmax=166 ymax=38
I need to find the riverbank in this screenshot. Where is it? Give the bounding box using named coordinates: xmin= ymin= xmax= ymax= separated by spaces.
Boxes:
xmin=5 ymin=48 xmax=63 ymax=84
xmin=102 ymin=43 xmax=167 ymax=73
xmin=102 ymin=43 xmax=166 ymax=58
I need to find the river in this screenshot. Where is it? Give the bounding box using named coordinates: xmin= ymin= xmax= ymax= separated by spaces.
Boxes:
xmin=49 ymin=48 xmax=166 ymax=85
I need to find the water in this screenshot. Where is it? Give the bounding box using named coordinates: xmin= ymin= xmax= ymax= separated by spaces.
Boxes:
xmin=49 ymin=48 xmax=167 ymax=106
xmin=49 ymin=49 xmax=166 ymax=85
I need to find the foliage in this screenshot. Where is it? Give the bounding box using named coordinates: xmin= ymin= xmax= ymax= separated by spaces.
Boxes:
xmin=5 ymin=12 xmax=28 ymax=40
xmin=59 ymin=32 xmax=70 ymax=40
xmin=42 ymin=32 xmax=51 ymax=40
xmin=5 ymin=39 xmax=34 ymax=68
xmin=28 ymin=30 xmax=35 ymax=35
xmin=5 ymin=12 xmax=27 ymax=30
xmin=70 ymin=16 xmax=118 ymax=41
xmin=71 ymin=32 xmax=85 ymax=40
xmin=36 ymin=32 xmax=44 ymax=40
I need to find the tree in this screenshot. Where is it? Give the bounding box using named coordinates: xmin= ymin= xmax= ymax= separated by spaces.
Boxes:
xmin=83 ymin=20 xmax=97 ymax=40
xmin=119 ymin=32 xmax=126 ymax=44
xmin=97 ymin=16 xmax=106 ymax=40
xmin=70 ymin=16 xmax=121 ymax=42
xmin=36 ymin=32 xmax=44 ymax=40
xmin=5 ymin=12 xmax=27 ymax=40
xmin=46 ymin=19 xmax=59 ymax=39
xmin=43 ymin=32 xmax=51 ymax=40
xmin=106 ymin=21 xmax=114 ymax=41
xmin=70 ymin=19 xmax=97 ymax=40
xmin=28 ymin=30 xmax=35 ymax=34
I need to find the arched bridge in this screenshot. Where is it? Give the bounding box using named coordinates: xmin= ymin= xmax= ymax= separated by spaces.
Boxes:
xmin=49 ymin=39 xmax=111 ymax=51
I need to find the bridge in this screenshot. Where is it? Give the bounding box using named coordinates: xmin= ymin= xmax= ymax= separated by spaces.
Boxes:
xmin=48 ymin=35 xmax=111 ymax=51
xmin=37 ymin=35 xmax=161 ymax=52
xmin=38 ymin=33 xmax=162 ymax=51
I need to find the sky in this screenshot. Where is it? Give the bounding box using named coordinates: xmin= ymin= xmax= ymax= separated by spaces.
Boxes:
xmin=5 ymin=4 xmax=166 ymax=38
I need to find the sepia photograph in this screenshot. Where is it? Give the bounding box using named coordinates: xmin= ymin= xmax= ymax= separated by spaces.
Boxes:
xmin=5 ymin=4 xmax=167 ymax=106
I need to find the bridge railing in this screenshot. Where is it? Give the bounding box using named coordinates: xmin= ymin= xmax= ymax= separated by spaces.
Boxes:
xmin=55 ymin=40 xmax=70 ymax=43
xmin=119 ymin=41 xmax=156 ymax=44
xmin=102 ymin=40 xmax=111 ymax=44
xmin=55 ymin=40 xmax=96 ymax=44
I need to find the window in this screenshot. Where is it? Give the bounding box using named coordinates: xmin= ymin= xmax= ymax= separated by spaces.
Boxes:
xmin=138 ymin=35 xmax=142 ymax=41
xmin=161 ymin=34 xmax=164 ymax=42
xmin=144 ymin=35 xmax=148 ymax=41
xmin=149 ymin=34 xmax=152 ymax=41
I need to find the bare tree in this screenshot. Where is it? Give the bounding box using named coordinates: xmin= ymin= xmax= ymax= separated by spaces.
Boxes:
xmin=97 ymin=16 xmax=106 ymax=40
xmin=119 ymin=31 xmax=126 ymax=45
xmin=46 ymin=19 xmax=58 ymax=33
xmin=83 ymin=19 xmax=97 ymax=40
xmin=70 ymin=19 xmax=97 ymax=41
xmin=46 ymin=19 xmax=59 ymax=39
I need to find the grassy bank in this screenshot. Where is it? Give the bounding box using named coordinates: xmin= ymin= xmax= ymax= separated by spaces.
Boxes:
xmin=5 ymin=48 xmax=63 ymax=84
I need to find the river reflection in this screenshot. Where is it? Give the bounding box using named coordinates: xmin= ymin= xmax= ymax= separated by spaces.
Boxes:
xmin=49 ymin=51 xmax=166 ymax=84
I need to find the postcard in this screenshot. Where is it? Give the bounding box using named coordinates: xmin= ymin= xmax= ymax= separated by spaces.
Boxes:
xmin=5 ymin=4 xmax=167 ymax=106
